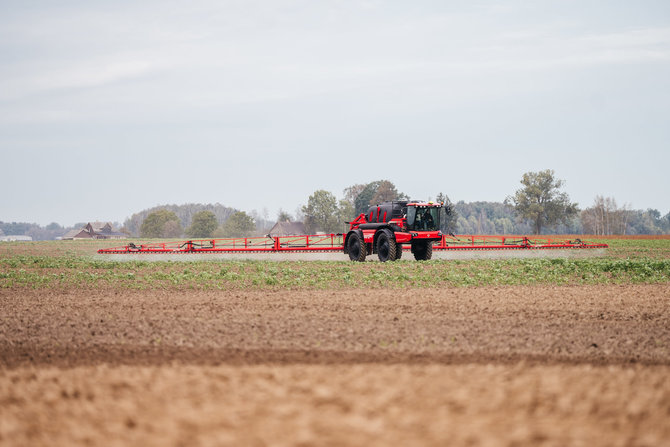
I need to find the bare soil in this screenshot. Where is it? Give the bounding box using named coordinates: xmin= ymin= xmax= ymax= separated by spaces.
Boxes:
xmin=1 ymin=285 xmax=670 ymax=446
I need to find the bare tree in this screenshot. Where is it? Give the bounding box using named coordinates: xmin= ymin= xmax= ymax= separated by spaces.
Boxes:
xmin=581 ymin=196 xmax=631 ymax=235
xmin=370 ymin=180 xmax=401 ymax=205
xmin=343 ymin=184 xmax=367 ymax=206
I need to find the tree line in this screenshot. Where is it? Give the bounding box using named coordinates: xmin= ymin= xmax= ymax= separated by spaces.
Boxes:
xmin=294 ymin=172 xmax=669 ymax=236
xmin=451 ymin=200 xmax=668 ymax=235
xmin=136 ymin=208 xmax=258 ymax=239
xmin=123 ymin=203 xmax=238 ymax=236
xmin=3 ymin=171 xmax=669 ymax=240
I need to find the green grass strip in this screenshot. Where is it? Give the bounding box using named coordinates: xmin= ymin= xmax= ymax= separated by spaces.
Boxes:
xmin=1 ymin=256 xmax=668 ymax=290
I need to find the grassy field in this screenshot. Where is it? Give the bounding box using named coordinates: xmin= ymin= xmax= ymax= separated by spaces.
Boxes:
xmin=1 ymin=237 xmax=669 ymax=289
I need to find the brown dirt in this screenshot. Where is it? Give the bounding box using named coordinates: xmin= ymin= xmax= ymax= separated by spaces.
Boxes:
xmin=1 ymin=285 xmax=670 ymax=446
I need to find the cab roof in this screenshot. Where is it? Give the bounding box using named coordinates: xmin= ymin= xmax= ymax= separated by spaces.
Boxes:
xmin=406 ymin=201 xmax=443 ymax=207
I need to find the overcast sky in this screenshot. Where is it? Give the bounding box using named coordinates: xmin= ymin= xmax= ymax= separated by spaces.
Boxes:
xmin=1 ymin=0 xmax=669 ymax=226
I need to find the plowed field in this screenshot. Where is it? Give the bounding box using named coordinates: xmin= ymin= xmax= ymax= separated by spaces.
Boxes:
xmin=2 ymin=284 xmax=669 ymax=446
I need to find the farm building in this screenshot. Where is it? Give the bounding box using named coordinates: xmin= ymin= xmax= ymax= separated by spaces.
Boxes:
xmin=268 ymin=221 xmax=307 ymax=237
xmin=0 ymin=235 xmax=33 ymax=242
xmin=62 ymin=222 xmax=126 ymax=240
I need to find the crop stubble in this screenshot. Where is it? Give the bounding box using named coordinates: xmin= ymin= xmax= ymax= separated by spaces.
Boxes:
xmin=1 ymin=284 xmax=669 ymax=446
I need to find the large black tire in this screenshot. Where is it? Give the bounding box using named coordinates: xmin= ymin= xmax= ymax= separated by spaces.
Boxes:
xmin=347 ymin=232 xmax=367 ymax=262
xmin=412 ymin=241 xmax=433 ymax=261
xmin=396 ymin=243 xmax=403 ymax=260
xmin=376 ymin=229 xmax=397 ymax=262
xmin=424 ymin=243 xmax=433 ymax=260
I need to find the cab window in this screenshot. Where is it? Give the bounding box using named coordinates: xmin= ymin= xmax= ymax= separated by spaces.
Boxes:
xmin=406 ymin=206 xmax=439 ymax=231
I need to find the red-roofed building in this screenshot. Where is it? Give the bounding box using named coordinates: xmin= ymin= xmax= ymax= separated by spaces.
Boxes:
xmin=268 ymin=221 xmax=307 ymax=236
xmin=62 ymin=222 xmax=127 ymax=240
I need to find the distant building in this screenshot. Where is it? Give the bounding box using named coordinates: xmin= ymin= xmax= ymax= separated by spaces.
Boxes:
xmin=0 ymin=235 xmax=33 ymax=242
xmin=62 ymin=222 xmax=127 ymax=240
xmin=268 ymin=221 xmax=307 ymax=236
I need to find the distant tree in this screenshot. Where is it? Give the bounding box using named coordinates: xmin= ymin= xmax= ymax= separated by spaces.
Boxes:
xmin=140 ymin=210 xmax=183 ymax=238
xmin=468 ymin=215 xmax=479 ymax=233
xmin=302 ymin=190 xmax=340 ymax=233
xmin=352 ymin=180 xmax=406 ymax=215
xmin=336 ymin=199 xmax=355 ymax=228
xmin=249 ymin=209 xmax=274 ymax=233
xmin=162 ymin=220 xmax=183 ymax=238
xmin=508 ymin=169 xmax=579 ymax=234
xmin=626 ymin=209 xmax=664 ymax=235
xmin=647 ymin=208 xmax=662 ymax=222
xmin=663 ymin=211 xmax=670 ymax=233
xmin=353 ymin=181 xmax=381 ymax=215
xmin=292 ymin=206 xmax=304 ymax=223
xmin=218 ymin=211 xmax=256 ymax=237
xmin=0 ymin=222 xmax=36 ymax=235
xmin=580 ymin=196 xmax=631 ymax=235
xmin=46 ymin=222 xmax=62 ymax=231
xmin=436 ymin=192 xmax=458 ymax=235
xmin=452 ymin=201 xmax=518 ymax=234
xmin=370 ymin=180 xmax=403 ymax=205
xmin=343 ymin=184 xmax=366 ymax=206
xmin=493 ymin=217 xmax=515 ymax=234
xmin=277 ymin=209 xmax=293 ymax=222
xmin=186 ymin=211 xmax=218 ymax=238
xmin=456 ymin=215 xmax=472 ymax=234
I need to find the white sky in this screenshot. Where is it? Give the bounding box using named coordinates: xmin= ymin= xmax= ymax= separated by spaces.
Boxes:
xmin=1 ymin=0 xmax=669 ymax=226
